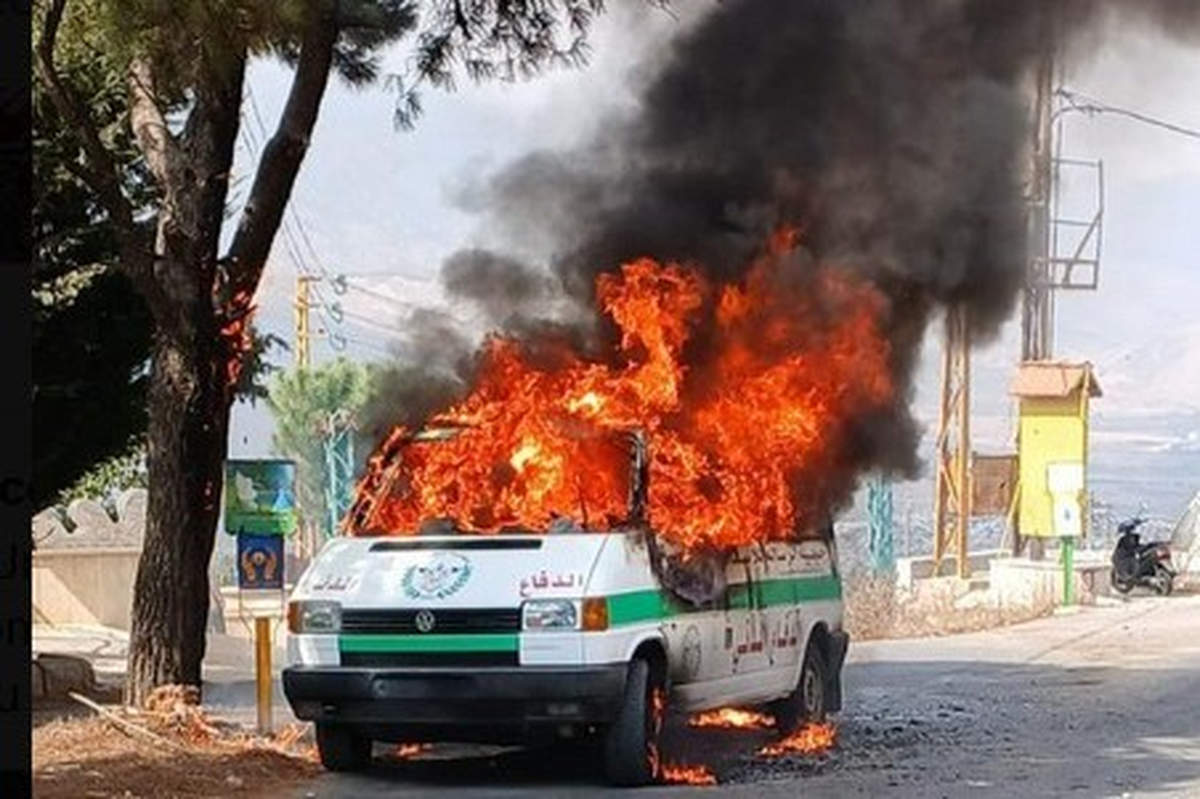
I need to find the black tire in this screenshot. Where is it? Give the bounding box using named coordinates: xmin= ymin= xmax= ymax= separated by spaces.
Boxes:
xmin=1110 ymin=568 xmax=1134 ymax=595
xmin=1154 ymin=567 xmax=1174 ymax=596
xmin=770 ymin=639 xmax=829 ymax=734
xmin=315 ymin=723 xmax=372 ymax=772
xmin=602 ymin=658 xmax=663 ymax=787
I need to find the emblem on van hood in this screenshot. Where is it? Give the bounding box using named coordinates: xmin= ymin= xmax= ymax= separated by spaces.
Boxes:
xmin=414 ymin=609 xmax=436 ymax=632
xmin=402 ymin=552 xmax=472 ymax=600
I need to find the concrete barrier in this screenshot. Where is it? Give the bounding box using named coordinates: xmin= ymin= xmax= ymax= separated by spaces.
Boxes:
xmin=896 ymin=549 xmax=1008 ymax=588
xmin=989 ymin=550 xmax=1112 ymax=606
xmin=33 ymin=547 xmax=139 ymax=629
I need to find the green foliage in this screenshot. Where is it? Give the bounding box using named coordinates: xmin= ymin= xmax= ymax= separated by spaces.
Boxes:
xmin=32 ymin=4 xmax=157 ymax=508
xmin=56 ymin=439 xmax=149 ymax=511
xmin=268 ymin=359 xmax=373 ymax=534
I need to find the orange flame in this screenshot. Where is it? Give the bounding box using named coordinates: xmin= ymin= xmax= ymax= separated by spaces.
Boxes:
xmin=219 ymin=288 xmax=255 ymax=389
xmin=352 ymin=232 xmax=893 ymax=551
xmin=661 ymin=762 xmax=718 ymax=785
xmin=394 ymin=743 xmax=429 ymax=758
xmin=758 ymin=721 xmax=837 ymax=757
xmin=689 ymin=708 xmax=775 ymax=729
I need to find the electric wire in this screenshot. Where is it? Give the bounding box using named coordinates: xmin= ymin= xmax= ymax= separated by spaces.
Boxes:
xmin=1057 ymin=89 xmax=1200 ymax=141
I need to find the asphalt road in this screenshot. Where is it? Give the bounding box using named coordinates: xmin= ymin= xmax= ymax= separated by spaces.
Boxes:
xmin=286 ymin=593 xmax=1200 ymax=798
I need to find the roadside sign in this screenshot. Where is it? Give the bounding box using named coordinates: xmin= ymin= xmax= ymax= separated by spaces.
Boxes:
xmin=237 ymin=533 xmax=285 ymax=590
xmin=224 ymin=459 xmax=298 ymax=536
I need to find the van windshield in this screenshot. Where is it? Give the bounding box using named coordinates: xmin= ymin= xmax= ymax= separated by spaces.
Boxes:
xmin=347 ymin=426 xmax=642 ymax=536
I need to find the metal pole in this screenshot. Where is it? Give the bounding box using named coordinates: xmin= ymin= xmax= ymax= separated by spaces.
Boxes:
xmin=294 ymin=276 xmax=314 ymax=369
xmin=957 ymin=307 xmax=971 ymax=580
xmin=1061 ymin=536 xmax=1075 ymax=606
xmin=255 ymin=617 xmax=272 ymax=734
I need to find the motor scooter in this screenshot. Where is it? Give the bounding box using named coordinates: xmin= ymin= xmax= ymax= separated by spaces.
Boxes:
xmin=1110 ymin=516 xmax=1175 ymax=596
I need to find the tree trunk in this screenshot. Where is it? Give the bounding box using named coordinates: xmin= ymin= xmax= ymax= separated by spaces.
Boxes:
xmin=126 ymin=301 xmax=231 ymax=706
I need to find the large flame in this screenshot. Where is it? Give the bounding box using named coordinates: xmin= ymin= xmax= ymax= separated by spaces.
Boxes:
xmin=352 ymin=233 xmax=893 ymax=551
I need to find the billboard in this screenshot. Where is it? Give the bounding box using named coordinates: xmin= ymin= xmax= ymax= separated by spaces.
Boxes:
xmin=224 ymin=459 xmax=297 ymax=536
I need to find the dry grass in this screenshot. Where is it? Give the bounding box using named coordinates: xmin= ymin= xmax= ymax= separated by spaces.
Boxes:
xmin=845 ymin=573 xmax=1056 ymax=641
xmin=34 ymin=686 xmax=321 ymax=799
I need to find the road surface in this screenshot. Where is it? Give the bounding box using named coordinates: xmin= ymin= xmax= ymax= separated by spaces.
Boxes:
xmin=286 ymin=593 xmax=1200 ymax=798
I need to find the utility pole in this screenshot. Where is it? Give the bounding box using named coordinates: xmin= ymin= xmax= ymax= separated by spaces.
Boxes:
xmin=1023 ymin=46 xmax=1057 ymax=362
xmin=932 ymin=305 xmax=971 ymax=579
xmin=294 ymin=275 xmax=320 ymax=369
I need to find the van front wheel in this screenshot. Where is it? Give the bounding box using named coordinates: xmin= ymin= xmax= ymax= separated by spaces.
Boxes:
xmin=602 ymin=658 xmax=664 ymax=786
xmin=769 ymin=642 xmax=828 ymax=734
xmin=315 ymin=723 xmax=372 ymax=772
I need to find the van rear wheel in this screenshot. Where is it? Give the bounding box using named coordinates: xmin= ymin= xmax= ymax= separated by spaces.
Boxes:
xmin=315 ymin=723 xmax=372 ymax=772
xmin=602 ymin=658 xmax=663 ymax=786
xmin=770 ymin=642 xmax=828 ymax=734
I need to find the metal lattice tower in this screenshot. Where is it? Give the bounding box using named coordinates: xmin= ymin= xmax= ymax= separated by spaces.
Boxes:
xmin=867 ymin=474 xmax=895 ymax=574
xmin=1024 ymin=49 xmax=1105 ymax=362
xmin=933 ymin=305 xmax=971 ymax=579
xmin=323 ymin=410 xmax=356 ymax=540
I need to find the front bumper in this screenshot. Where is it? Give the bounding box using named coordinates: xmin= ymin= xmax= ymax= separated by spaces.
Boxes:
xmin=283 ymin=664 xmax=627 ymax=741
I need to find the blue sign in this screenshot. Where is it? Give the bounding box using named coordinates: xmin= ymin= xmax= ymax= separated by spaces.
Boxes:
xmin=237 ymin=533 xmax=285 ymax=590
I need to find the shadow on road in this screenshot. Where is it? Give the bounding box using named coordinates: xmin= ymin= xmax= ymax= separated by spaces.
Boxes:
xmin=291 ymin=657 xmax=1200 ymax=796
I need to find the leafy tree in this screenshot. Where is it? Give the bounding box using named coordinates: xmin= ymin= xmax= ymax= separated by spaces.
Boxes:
xmin=34 ymin=0 xmax=612 ymax=703
xmin=32 ymin=23 xmax=155 ymax=509
xmin=55 ymin=441 xmax=149 ymax=509
xmin=33 ymin=37 xmax=283 ymax=508
xmin=267 ymin=359 xmax=371 ymax=540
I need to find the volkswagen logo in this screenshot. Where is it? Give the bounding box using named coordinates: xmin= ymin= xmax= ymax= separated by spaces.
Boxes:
xmin=414 ymin=609 xmax=436 ymax=633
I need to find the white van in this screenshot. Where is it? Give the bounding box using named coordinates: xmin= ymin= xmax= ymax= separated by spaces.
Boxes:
xmin=283 ymin=432 xmax=848 ymax=786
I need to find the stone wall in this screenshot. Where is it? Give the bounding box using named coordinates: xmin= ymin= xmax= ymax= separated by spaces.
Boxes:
xmin=32 ymin=489 xmax=226 ymax=632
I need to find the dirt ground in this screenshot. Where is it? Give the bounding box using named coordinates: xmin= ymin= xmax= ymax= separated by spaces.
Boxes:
xmin=33 ymin=691 xmax=321 ymax=799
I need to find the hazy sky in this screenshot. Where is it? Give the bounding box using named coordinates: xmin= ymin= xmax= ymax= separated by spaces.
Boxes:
xmin=227 ymin=4 xmax=1200 ymax=460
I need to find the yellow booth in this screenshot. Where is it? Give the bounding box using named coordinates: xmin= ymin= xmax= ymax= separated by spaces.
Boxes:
xmin=1011 ymin=361 xmax=1102 ymax=542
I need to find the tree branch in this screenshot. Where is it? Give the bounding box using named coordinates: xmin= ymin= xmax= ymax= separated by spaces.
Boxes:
xmin=34 ymin=0 xmax=160 ymax=298
xmin=224 ymin=0 xmax=339 ymax=295
xmin=128 ymin=58 xmax=182 ymax=188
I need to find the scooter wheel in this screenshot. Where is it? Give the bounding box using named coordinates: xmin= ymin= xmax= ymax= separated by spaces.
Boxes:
xmin=1110 ymin=569 xmax=1134 ymax=594
xmin=1153 ymin=569 xmax=1174 ymax=597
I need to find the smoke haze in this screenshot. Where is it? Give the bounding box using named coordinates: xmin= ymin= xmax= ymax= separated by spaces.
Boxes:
xmin=383 ymin=0 xmax=1199 ymax=509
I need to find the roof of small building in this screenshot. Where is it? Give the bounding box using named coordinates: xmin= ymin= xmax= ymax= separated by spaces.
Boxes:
xmin=1011 ymin=360 xmax=1102 ymax=399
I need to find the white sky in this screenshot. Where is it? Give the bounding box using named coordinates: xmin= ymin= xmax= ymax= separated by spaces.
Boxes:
xmin=227 ymin=5 xmax=1200 ymax=459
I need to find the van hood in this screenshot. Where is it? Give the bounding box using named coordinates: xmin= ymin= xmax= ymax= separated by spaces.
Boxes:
xmin=294 ymin=534 xmax=612 ymax=609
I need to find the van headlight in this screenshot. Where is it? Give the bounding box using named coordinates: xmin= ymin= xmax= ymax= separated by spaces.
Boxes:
xmin=522 ymin=599 xmax=578 ymax=631
xmin=287 ymin=600 xmax=342 ymax=634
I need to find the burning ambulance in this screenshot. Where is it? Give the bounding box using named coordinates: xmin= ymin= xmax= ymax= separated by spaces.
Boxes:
xmin=282 ymin=426 xmax=849 ymax=786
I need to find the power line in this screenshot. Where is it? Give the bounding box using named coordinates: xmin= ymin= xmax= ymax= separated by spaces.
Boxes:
xmin=337 ymin=307 xmax=410 ymax=337
xmin=338 ymin=280 xmax=422 ymax=309
xmin=237 ymin=91 xmax=338 ymax=357
xmin=246 ymin=84 xmax=335 ymax=280
xmin=336 ymin=333 xmax=396 ymax=358
xmin=1057 ymin=88 xmax=1200 ymax=141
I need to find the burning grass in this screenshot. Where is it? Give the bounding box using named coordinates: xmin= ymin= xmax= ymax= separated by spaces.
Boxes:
xmin=34 ymin=686 xmax=320 ymax=799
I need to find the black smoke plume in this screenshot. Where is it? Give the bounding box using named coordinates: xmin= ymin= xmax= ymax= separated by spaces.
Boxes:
xmin=393 ymin=0 xmax=1199 ymax=508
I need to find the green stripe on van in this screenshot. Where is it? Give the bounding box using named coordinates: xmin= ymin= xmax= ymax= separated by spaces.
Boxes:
xmin=339 ymin=633 xmax=518 ymax=653
xmin=606 ymin=574 xmax=840 ymax=627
